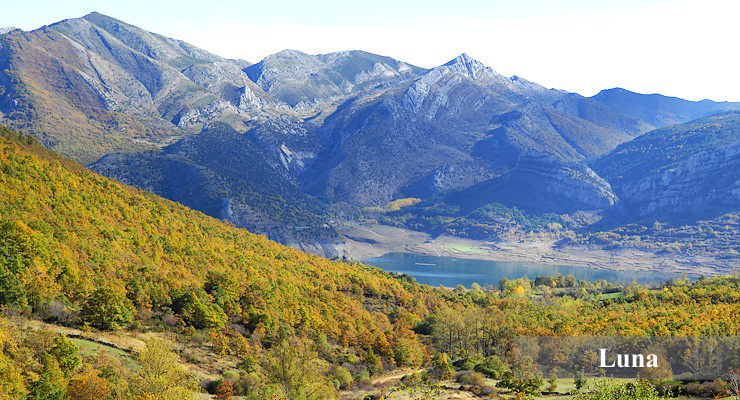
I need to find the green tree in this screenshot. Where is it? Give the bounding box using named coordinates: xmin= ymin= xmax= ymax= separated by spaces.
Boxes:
xmin=48 ymin=335 xmax=81 ymax=377
xmin=28 ymin=356 xmax=66 ymax=400
xmin=475 ymin=355 xmax=506 ymax=379
xmin=127 ymin=338 xmax=197 ymax=399
xmin=80 ymin=287 xmax=134 ymax=330
xmin=496 ymin=370 xmax=543 ymax=397
xmin=260 ymin=337 xmax=337 ymax=400
xmin=172 ymin=288 xmax=228 ymax=330
xmin=0 ymin=219 xmax=39 ymax=307
xmin=574 ymin=370 xmax=587 ymax=391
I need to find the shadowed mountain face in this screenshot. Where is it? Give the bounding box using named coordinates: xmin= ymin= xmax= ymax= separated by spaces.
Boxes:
xmin=90 ymin=123 xmax=339 ymax=253
xmin=3 ymin=13 xmax=739 ymax=254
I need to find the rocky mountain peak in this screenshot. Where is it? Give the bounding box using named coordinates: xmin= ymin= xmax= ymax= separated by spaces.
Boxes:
xmin=0 ymin=27 xmax=19 ymax=35
xmin=442 ymin=52 xmax=490 ymax=79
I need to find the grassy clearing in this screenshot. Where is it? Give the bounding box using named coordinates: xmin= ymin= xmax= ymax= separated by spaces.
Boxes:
xmin=69 ymin=337 xmax=139 ymax=370
xmin=445 ymin=243 xmax=485 ymax=254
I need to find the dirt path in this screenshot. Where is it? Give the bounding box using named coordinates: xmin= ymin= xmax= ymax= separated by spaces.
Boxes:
xmin=371 ymin=368 xmax=425 ymax=385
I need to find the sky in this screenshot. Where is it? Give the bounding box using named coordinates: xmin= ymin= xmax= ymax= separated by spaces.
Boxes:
xmin=2 ymin=0 xmax=738 ymax=102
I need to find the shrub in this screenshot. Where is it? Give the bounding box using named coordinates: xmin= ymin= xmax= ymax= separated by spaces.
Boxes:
xmin=456 ymin=371 xmax=486 ymax=387
xmin=452 ymin=354 xmax=481 ymax=371
xmin=574 ymin=379 xmax=665 ymax=399
xmin=215 ymin=379 xmax=234 ymax=400
xmin=496 ymin=370 xmax=543 ymax=396
xmin=574 ymin=370 xmax=587 ymax=391
xmin=474 ymin=355 xmax=505 ymax=379
xmin=431 ymin=353 xmax=454 ymax=379
xmin=681 ymin=380 xmax=731 ymax=398
xmin=333 ymin=366 xmax=353 ymax=389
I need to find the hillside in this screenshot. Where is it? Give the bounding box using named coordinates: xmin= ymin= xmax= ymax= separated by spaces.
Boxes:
xmin=0 ymin=125 xmax=444 ymax=348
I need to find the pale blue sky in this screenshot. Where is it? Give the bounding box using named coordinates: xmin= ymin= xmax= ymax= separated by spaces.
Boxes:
xmin=2 ymin=0 xmax=738 ymax=101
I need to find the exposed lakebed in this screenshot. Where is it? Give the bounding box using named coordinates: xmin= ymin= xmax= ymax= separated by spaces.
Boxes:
xmin=364 ymin=252 xmax=692 ymax=287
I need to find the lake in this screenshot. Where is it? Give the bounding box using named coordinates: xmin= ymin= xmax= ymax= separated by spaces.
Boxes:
xmin=364 ymin=252 xmax=689 ymax=287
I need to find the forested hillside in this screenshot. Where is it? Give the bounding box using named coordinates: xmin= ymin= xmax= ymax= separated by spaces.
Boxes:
xmin=0 ymin=126 xmax=738 ymax=399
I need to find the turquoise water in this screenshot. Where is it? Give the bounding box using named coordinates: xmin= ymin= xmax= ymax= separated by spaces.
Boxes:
xmin=364 ymin=252 xmax=691 ymax=287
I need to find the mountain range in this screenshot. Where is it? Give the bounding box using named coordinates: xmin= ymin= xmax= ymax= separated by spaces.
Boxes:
xmin=2 ymin=12 xmax=739 ymax=266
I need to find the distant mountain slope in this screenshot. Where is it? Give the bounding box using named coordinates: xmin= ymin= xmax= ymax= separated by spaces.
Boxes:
xmin=591 ymin=88 xmax=740 ymax=128
xmin=304 ymin=54 xmax=641 ymax=206
xmin=593 ymin=111 xmax=740 ymax=220
xmin=90 ymin=123 xmax=339 ymax=254
xmin=0 ymin=13 xmax=273 ymax=163
xmin=378 ymin=150 xmax=617 ymax=240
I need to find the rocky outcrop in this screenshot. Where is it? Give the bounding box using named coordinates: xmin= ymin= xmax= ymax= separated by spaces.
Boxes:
xmin=594 ymin=111 xmax=740 ymax=221
xmin=511 ymin=150 xmax=619 ymax=210
xmin=620 ymin=141 xmax=740 ymax=218
xmin=453 ymin=150 xmax=619 ymax=214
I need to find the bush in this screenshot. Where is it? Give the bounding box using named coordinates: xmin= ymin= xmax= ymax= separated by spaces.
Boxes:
xmin=496 ymin=370 xmax=543 ymax=396
xmin=456 ymin=371 xmax=486 ymax=387
xmin=215 ymin=379 xmax=234 ymax=400
xmin=574 ymin=370 xmax=587 ymax=391
xmin=474 ymin=355 xmax=505 ymax=379
xmin=681 ymin=380 xmax=731 ymax=398
xmin=333 ymin=366 xmax=353 ymax=389
xmin=574 ymin=379 xmax=664 ymax=399
xmin=452 ymin=354 xmax=482 ymax=371
xmin=430 ymin=353 xmax=454 ymax=379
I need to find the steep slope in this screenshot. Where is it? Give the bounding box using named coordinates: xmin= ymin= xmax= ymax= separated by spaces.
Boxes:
xmin=0 ymin=13 xmax=274 ymax=164
xmin=593 ymin=111 xmax=740 ymax=220
xmin=90 ymin=123 xmax=339 ymax=255
xmin=591 ymin=88 xmax=740 ymax=128
xmin=452 ymin=150 xmax=619 ymax=214
xmin=0 ymin=126 xmax=441 ymax=353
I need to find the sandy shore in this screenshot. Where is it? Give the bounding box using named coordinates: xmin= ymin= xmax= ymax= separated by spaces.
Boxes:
xmin=336 ymin=222 xmax=730 ymax=276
